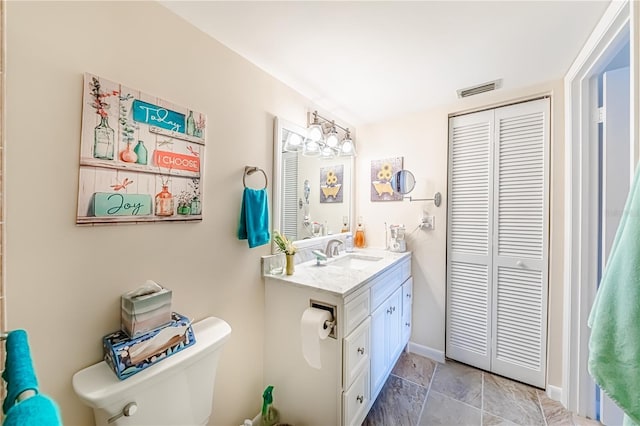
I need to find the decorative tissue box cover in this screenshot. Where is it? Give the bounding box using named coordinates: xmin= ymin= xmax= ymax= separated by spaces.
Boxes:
xmin=103 ymin=312 xmax=195 ymax=380
xmin=121 ymin=286 xmax=172 ymax=337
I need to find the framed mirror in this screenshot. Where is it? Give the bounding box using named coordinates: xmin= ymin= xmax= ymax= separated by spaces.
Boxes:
xmin=273 ymin=117 xmax=354 ymax=250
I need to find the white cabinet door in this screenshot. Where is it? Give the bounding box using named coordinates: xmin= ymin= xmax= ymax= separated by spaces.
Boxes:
xmin=402 ymin=277 xmax=413 ymax=344
xmin=370 ymin=301 xmax=387 ymax=394
xmin=371 ymin=286 xmax=403 ymax=396
xmin=387 ymin=287 xmax=403 ymax=364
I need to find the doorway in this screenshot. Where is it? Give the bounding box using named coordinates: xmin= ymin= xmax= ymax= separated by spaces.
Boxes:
xmin=596 ymin=42 xmax=630 ymax=425
xmin=563 ymin=0 xmax=635 ymax=421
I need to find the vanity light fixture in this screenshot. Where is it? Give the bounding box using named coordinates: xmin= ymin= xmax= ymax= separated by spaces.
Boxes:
xmin=283 ymin=132 xmax=303 ymax=152
xmin=307 ymin=114 xmax=324 ymax=142
xmin=306 ymin=110 xmax=356 ymax=157
xmin=303 ymin=138 xmax=321 ymax=157
xmin=340 ymin=129 xmax=356 ymax=157
xmin=325 ymin=124 xmax=339 ymax=148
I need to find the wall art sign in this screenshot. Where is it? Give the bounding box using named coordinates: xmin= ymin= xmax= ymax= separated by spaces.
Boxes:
xmin=320 ymin=165 xmax=344 ymax=203
xmin=76 ymin=73 xmax=206 ymax=224
xmin=371 ymin=156 xmax=403 ymax=202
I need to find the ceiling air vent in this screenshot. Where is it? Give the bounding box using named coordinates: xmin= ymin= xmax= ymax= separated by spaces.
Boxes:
xmin=457 ymin=79 xmax=502 ymax=98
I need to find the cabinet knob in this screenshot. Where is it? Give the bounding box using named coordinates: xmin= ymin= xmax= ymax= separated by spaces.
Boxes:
xmin=405 ymin=322 xmax=410 ymax=327
xmin=406 ymin=293 xmax=411 ymax=299
xmin=392 ymin=306 xmax=396 ymax=313
xmin=356 ymin=395 xmax=364 ymax=404
xmin=387 ymin=308 xmax=392 ymax=315
xmin=357 ymin=347 xmax=365 ymax=355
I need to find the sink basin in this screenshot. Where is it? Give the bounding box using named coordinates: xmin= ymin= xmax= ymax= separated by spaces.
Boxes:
xmin=329 ymin=254 xmax=384 ymax=270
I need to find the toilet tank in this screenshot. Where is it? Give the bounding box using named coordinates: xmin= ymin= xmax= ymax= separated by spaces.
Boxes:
xmin=73 ymin=317 xmax=231 ymax=425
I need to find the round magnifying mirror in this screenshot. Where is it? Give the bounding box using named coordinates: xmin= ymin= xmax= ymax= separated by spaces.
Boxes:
xmin=392 ymin=170 xmax=416 ymax=195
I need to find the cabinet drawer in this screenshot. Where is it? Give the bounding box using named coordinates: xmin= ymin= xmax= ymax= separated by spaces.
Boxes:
xmin=342 ymin=368 xmax=370 ymax=426
xmin=344 ymin=290 xmax=370 ymax=336
xmin=343 ymin=317 xmax=370 ymax=389
xmin=371 ymin=258 xmax=411 ymax=309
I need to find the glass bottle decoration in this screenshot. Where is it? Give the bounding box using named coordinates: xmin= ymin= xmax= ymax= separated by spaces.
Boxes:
xmin=354 ymin=216 xmax=366 ymax=248
xmin=186 ymin=111 xmax=196 ymax=136
xmin=177 ymin=203 xmax=191 ymax=215
xmin=120 ymin=141 xmax=138 ymax=163
xmin=134 ymin=140 xmax=148 ymax=165
xmin=341 ymin=216 xmax=349 ymax=233
xmin=155 ymin=185 xmax=174 ymax=216
xmin=190 ymin=196 xmax=202 ymax=215
xmin=94 ymin=116 xmax=115 ymax=160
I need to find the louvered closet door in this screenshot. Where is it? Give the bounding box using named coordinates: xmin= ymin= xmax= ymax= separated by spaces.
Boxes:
xmin=490 ymin=98 xmax=549 ymax=388
xmin=446 ymin=110 xmax=495 ymax=371
xmin=281 ymin=151 xmax=298 ymax=240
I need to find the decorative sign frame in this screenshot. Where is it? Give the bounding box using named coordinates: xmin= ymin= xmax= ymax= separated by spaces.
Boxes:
xmin=76 ymin=73 xmax=206 ymax=224
xmin=320 ymin=164 xmax=344 ymax=204
xmin=371 ymin=156 xmax=403 ymax=202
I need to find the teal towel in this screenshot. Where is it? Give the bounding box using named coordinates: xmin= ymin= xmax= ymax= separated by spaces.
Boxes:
xmin=238 ymin=187 xmax=270 ymax=248
xmin=3 ymin=394 xmax=61 ymax=426
xmin=2 ymin=330 xmax=38 ymax=415
xmin=589 ymin=165 xmax=640 ymax=423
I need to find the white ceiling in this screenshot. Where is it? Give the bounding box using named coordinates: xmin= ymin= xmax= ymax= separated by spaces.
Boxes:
xmin=161 ymin=1 xmax=610 ymax=125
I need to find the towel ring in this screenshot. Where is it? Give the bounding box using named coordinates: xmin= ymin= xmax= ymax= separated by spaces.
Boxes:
xmin=243 ymin=166 xmax=268 ymax=189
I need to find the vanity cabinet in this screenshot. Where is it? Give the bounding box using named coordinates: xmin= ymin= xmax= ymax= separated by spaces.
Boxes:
xmin=263 ymin=251 xmax=411 ymax=426
xmin=371 ymin=286 xmax=403 ymax=395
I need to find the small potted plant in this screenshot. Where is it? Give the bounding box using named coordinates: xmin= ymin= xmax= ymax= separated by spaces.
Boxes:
xmin=273 ymin=231 xmax=297 ymax=275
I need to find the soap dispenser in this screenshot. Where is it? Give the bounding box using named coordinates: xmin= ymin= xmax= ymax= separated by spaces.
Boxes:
xmin=354 ymin=216 xmax=366 ymax=248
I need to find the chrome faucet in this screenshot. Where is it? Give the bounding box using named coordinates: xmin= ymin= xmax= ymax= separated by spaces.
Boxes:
xmin=324 ymin=239 xmax=344 ymax=258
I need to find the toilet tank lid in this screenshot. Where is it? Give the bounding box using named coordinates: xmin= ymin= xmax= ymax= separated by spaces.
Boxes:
xmin=72 ymin=316 xmax=231 ymax=408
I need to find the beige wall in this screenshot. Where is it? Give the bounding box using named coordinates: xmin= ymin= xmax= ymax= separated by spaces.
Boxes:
xmin=356 ymin=80 xmax=565 ymax=388
xmin=5 ymin=2 xmax=324 ymax=424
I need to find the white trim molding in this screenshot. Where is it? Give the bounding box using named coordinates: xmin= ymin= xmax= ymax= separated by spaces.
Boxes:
xmin=407 ymin=341 xmax=445 ymax=364
xmin=546 ymin=385 xmax=563 ymax=403
xmin=563 ymin=0 xmax=632 ymax=417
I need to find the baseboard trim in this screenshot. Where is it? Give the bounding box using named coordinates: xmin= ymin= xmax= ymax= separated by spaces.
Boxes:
xmin=546 ymin=384 xmax=563 ymax=403
xmin=406 ymin=341 xmax=445 ymax=363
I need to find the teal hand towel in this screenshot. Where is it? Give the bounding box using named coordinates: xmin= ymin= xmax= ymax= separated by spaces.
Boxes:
xmin=2 ymin=330 xmax=38 ymax=415
xmin=3 ymin=394 xmax=61 ymax=426
xmin=238 ymin=187 xmax=270 ymax=248
xmin=589 ymin=165 xmax=640 ymax=423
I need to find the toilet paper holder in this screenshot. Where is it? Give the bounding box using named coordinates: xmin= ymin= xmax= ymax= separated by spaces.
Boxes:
xmin=310 ymin=300 xmax=337 ymax=339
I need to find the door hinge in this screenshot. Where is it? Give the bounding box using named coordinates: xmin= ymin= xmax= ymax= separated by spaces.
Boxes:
xmin=595 ymin=107 xmax=604 ymax=124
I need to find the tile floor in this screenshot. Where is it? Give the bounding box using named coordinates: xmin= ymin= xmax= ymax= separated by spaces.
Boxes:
xmin=363 ymin=352 xmax=602 ymax=426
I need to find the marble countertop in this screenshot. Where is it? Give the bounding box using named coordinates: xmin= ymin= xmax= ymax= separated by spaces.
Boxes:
xmin=263 ymin=248 xmax=411 ymax=297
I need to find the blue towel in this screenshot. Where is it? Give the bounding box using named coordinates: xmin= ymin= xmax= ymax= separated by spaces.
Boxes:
xmin=2 ymin=330 xmax=38 ymax=415
xmin=3 ymin=394 xmax=61 ymax=426
xmin=588 ymin=165 xmax=640 ymax=424
xmin=238 ymin=187 xmax=270 ymax=248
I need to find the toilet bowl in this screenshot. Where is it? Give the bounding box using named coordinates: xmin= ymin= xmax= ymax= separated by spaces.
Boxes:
xmin=72 ymin=317 xmax=231 ymax=425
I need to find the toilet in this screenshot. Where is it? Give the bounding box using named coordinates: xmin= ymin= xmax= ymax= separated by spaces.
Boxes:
xmin=72 ymin=317 xmax=231 ymax=425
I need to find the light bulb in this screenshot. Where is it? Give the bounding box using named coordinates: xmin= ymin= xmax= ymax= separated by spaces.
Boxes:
xmin=307 ymin=124 xmax=322 ymax=142
xmin=326 ymin=132 xmax=339 ymax=148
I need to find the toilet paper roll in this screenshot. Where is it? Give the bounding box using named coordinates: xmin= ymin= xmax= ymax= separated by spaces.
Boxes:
xmin=300 ymin=307 xmax=332 ymax=369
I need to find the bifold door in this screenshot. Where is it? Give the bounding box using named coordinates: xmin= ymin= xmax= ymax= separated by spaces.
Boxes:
xmin=446 ymin=98 xmax=549 ymax=388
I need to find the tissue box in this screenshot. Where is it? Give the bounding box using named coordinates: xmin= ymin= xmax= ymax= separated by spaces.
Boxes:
xmin=103 ymin=312 xmax=195 ymax=380
xmin=121 ymin=285 xmax=172 ymax=337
